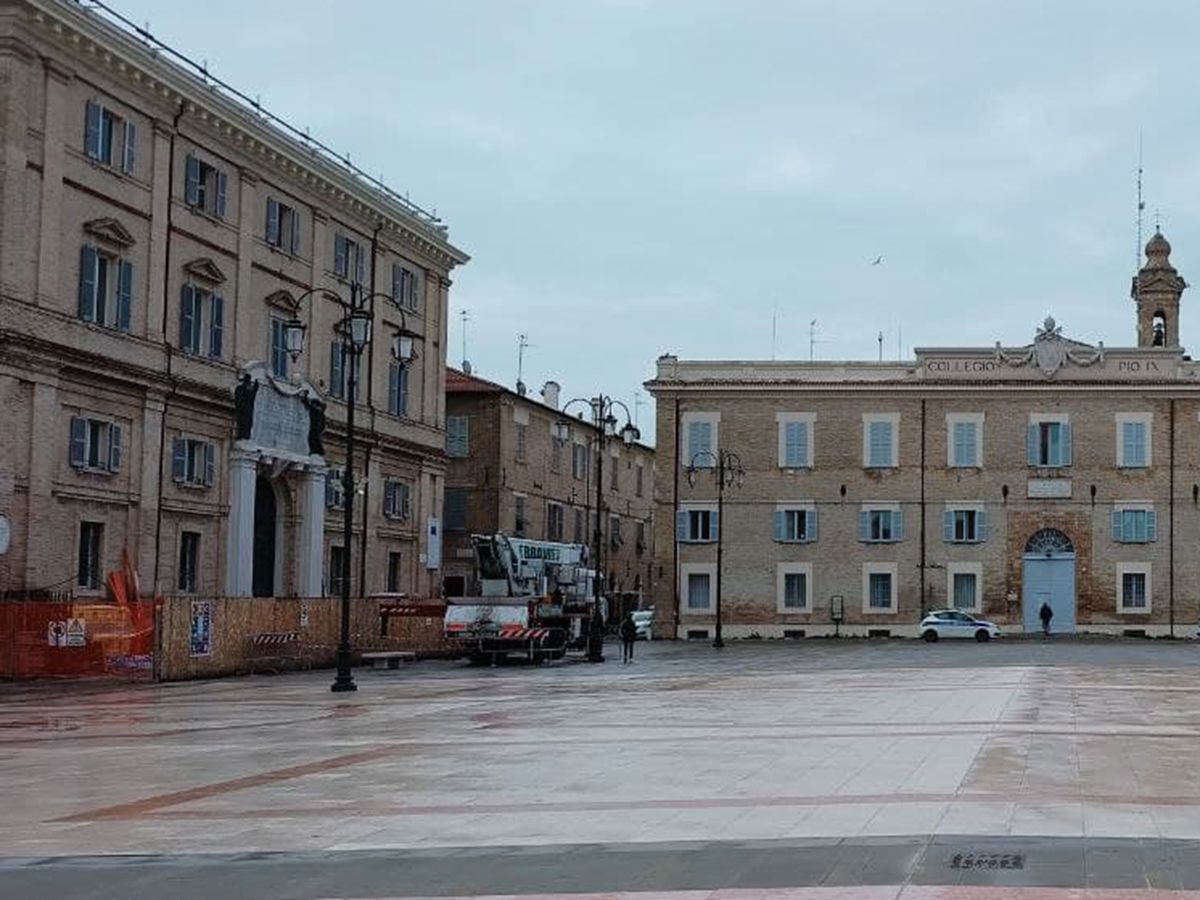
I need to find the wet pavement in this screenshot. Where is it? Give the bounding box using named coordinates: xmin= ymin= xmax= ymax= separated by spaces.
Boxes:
xmin=3 ymin=638 xmax=1200 ymax=898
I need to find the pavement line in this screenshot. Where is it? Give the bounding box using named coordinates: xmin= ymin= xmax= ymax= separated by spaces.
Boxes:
xmin=315 ymin=890 xmax=1200 ymax=900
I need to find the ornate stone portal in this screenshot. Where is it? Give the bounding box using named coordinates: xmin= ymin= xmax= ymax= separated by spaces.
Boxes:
xmin=225 ymin=362 xmax=327 ymax=598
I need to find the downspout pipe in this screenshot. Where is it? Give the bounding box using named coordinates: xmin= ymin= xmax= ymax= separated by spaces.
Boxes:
xmin=671 ymin=395 xmax=680 ymax=639
xmin=1170 ymin=398 xmax=1176 ymax=637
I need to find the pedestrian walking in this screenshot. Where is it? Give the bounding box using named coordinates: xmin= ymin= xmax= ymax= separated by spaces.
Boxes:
xmin=1039 ymin=601 xmax=1054 ymax=636
xmin=619 ymin=613 xmax=638 ymax=664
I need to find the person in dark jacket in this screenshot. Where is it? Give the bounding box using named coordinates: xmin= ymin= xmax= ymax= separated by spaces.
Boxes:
xmin=1039 ymin=601 xmax=1054 ymax=636
xmin=619 ymin=613 xmax=638 ymax=663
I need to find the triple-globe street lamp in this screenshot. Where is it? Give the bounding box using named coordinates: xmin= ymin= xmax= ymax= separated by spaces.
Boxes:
xmin=685 ymin=448 xmax=745 ymax=649
xmin=281 ymin=281 xmax=418 ymax=693
xmin=554 ymin=396 xmax=639 ymax=663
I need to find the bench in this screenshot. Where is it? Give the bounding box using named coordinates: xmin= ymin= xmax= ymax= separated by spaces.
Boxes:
xmin=248 ymin=631 xmax=304 ymax=674
xmin=361 ymin=650 xmax=416 ymax=670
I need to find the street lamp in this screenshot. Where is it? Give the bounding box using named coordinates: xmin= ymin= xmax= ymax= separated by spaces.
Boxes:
xmin=685 ymin=448 xmax=745 ymax=649
xmin=276 ymin=281 xmax=418 ymax=693
xmin=556 ymin=395 xmax=639 ymax=662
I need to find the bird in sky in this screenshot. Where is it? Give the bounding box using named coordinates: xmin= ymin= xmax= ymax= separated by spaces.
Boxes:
xmin=871 ymin=255 xmax=884 ymax=266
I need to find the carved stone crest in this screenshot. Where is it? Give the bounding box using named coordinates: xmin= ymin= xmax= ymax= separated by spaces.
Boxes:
xmin=995 ymin=316 xmax=1104 ymax=378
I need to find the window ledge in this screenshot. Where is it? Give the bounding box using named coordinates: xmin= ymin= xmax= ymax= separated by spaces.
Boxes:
xmin=74 ymin=466 xmax=116 ymax=476
xmin=1118 ymin=606 xmax=1152 ymax=615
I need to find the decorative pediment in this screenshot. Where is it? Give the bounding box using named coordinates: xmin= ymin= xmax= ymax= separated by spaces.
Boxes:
xmin=264 ymin=289 xmax=299 ymax=313
xmin=83 ymin=217 xmax=135 ymax=248
xmin=994 ymin=317 xmax=1104 ymax=377
xmin=183 ymin=257 xmax=227 ymax=285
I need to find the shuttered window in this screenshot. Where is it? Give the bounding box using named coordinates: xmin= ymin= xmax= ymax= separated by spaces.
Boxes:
xmin=446 ymin=416 xmax=469 ymax=457
xmin=78 ymin=246 xmax=133 ymax=332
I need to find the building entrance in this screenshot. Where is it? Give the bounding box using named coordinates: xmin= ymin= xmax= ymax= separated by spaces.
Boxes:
xmin=252 ymin=476 xmax=277 ymax=597
xmin=1022 ymin=528 xmax=1076 ymax=634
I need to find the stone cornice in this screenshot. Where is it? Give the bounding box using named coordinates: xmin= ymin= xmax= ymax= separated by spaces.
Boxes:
xmin=21 ymin=0 xmax=469 ymax=271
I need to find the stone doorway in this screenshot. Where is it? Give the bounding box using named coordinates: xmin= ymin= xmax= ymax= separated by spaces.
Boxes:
xmin=252 ymin=476 xmax=278 ymax=598
xmin=1021 ymin=528 xmax=1076 ymax=634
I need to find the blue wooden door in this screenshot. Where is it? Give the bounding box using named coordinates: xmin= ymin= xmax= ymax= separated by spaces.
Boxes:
xmin=1022 ymin=557 xmax=1076 ymax=633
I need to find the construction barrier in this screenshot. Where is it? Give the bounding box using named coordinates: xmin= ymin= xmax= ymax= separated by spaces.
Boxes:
xmin=0 ymin=601 xmax=156 ymax=680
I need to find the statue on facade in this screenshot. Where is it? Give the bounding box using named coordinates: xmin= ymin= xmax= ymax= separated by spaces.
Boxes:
xmin=303 ymin=391 xmax=326 ymax=456
xmin=233 ymin=374 xmax=258 ymax=439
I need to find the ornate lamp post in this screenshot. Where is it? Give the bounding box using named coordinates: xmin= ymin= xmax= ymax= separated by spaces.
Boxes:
xmin=281 ymin=281 xmax=418 ymax=693
xmin=686 ymin=448 xmax=744 ymax=649
xmin=555 ymin=396 xmax=639 ymax=663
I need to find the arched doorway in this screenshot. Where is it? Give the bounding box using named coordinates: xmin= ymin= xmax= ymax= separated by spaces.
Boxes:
xmin=252 ymin=476 xmax=277 ymax=597
xmin=1022 ymin=528 xmax=1075 ymax=633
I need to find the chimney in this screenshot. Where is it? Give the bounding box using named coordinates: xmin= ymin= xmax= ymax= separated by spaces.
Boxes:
xmin=462 ymin=360 xmax=473 ymax=375
xmin=515 ymin=380 xmax=527 ymax=397
xmin=541 ymin=380 xmax=560 ymax=409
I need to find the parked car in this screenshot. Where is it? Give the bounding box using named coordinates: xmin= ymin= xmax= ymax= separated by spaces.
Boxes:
xmin=631 ymin=609 xmax=654 ymax=640
xmin=920 ymin=609 xmax=1001 ymax=642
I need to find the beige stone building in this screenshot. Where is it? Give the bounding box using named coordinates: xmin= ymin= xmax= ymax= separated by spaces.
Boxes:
xmin=647 ymin=232 xmax=1200 ymax=638
xmin=0 ymin=0 xmax=467 ymax=600
xmin=443 ymin=369 xmax=656 ymax=618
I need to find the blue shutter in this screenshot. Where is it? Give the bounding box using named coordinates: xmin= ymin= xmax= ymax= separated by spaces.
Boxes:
xmin=209 ymin=294 xmax=224 ymax=358
xmin=943 ymin=510 xmax=955 ymax=542
xmin=117 ymin=260 xmax=132 ymax=332
xmin=330 ymin=340 xmax=344 ymax=398
xmin=709 ymin=510 xmax=720 ymax=542
xmin=773 ymin=510 xmax=786 ymax=541
xmin=216 ymin=171 xmax=228 ymax=219
xmin=783 ymin=422 xmax=802 ymax=466
xmin=179 ymin=285 xmax=195 ymax=351
xmin=266 ymin=199 xmax=280 ymax=244
xmin=976 ymin=509 xmax=988 ymax=542
xmin=675 ymin=510 xmax=688 ymax=542
xmin=686 ymin=421 xmax=702 ymax=464
xmin=78 ymin=245 xmax=97 ymax=322
xmin=398 ymin=365 xmax=408 ymax=416
xmin=1147 ymin=510 xmax=1158 ymax=543
xmin=69 ymin=417 xmax=88 ymax=468
xmin=859 ymin=510 xmax=870 ymax=541
xmin=85 ymin=100 xmax=102 ymax=159
xmin=1026 ymin=423 xmax=1039 ymax=465
xmin=334 ymin=234 xmax=347 ymax=277
xmin=172 ymin=438 xmax=187 ymax=482
xmin=1061 ymin=422 xmax=1072 ymax=466
xmin=184 ymin=155 xmax=200 ymax=206
xmin=121 ymin=121 xmax=136 ymax=174
xmin=203 ymin=442 xmax=215 ymax=486
xmin=1111 ymin=509 xmax=1124 ymax=542
xmin=291 ymin=210 xmax=301 ymax=254
xmin=806 ymin=509 xmax=818 ymax=543
xmin=893 ymin=508 xmax=904 ymax=541
xmin=108 ymin=424 xmax=122 ymax=471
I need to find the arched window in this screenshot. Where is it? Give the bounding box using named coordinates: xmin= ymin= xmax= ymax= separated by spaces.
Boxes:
xmin=1152 ymin=311 xmax=1167 ymax=346
xmin=1025 ymin=529 xmax=1073 ymax=556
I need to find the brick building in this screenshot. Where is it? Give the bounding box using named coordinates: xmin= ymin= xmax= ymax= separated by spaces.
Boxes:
xmin=443 ymin=369 xmax=656 ymax=617
xmin=647 ymin=232 xmax=1200 ymax=638
xmin=0 ymin=0 xmax=467 ymax=600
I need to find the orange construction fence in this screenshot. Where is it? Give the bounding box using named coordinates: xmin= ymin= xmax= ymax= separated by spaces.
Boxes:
xmin=0 ymin=601 xmax=156 ymax=680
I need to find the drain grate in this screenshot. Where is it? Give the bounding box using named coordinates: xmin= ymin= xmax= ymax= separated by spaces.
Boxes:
xmin=949 ymin=852 xmax=1025 ymax=870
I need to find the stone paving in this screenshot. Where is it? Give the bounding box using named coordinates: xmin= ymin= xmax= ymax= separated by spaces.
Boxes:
xmin=3 ymin=638 xmax=1200 ymax=898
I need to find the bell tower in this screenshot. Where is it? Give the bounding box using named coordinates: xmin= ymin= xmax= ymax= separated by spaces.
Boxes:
xmin=1131 ymin=229 xmax=1187 ymax=347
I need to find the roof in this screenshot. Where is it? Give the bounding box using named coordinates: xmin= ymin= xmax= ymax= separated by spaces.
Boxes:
xmin=445 ymin=368 xmax=506 ymax=394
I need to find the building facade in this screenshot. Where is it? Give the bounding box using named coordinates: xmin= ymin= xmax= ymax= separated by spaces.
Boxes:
xmin=443 ymin=370 xmax=656 ymax=616
xmin=0 ymin=0 xmax=468 ymax=600
xmin=647 ymin=233 xmax=1200 ymax=638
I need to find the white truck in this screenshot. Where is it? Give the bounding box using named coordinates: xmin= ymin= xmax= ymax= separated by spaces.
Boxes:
xmin=443 ymin=534 xmax=601 ymax=664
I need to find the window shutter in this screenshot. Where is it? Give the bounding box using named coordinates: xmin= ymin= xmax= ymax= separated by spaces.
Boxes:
xmin=78 ymin=245 xmax=97 ymax=322
xmin=686 ymin=421 xmax=702 ymax=463
xmin=266 ymin=199 xmax=280 ymax=244
xmin=388 ymin=363 xmax=399 ymax=414
xmin=943 ymin=509 xmax=955 ymax=542
xmin=356 ymin=243 xmax=366 ymax=283
xmin=121 ymin=121 xmax=136 ymax=174
xmin=1026 ymin=423 xmax=1039 ymax=465
xmin=806 ymin=509 xmax=818 ymax=542
xmin=1061 ymin=423 xmax=1072 ymax=466
xmin=208 ymin=294 xmax=224 ymax=358
xmin=334 ymin=234 xmax=347 ymax=277
xmin=290 ymin=210 xmax=301 ymax=254
xmin=392 ymin=264 xmax=402 ymax=301
xmin=330 ymin=340 xmax=344 ymax=398
xmin=85 ymin=100 xmax=102 ymax=159
xmin=859 ymin=510 xmax=870 ymax=541
xmin=108 ymin=424 xmax=122 ymax=471
xmin=184 ymin=155 xmax=200 ymax=205
xmin=398 ymin=366 xmax=408 ymax=416
xmin=976 ymin=509 xmax=988 ymax=542
xmin=1111 ymin=508 xmax=1123 ymax=542
xmin=117 ymin=260 xmax=133 ymax=332
xmin=1147 ymin=510 xmax=1158 ymax=543
xmin=773 ymin=510 xmax=785 ymax=541
xmin=179 ymin=285 xmax=195 ymax=351
xmin=675 ymin=511 xmax=688 ymax=542
xmin=216 ymin=171 xmax=228 ymax=218
xmin=384 ymin=482 xmax=395 ymax=517
xmin=400 ymin=483 xmax=411 ymax=519
xmin=69 ymin=417 xmax=88 ymax=468
xmin=709 ymin=510 xmax=719 ymax=542
xmin=893 ymin=508 xmax=904 ymax=541
xmin=171 ymin=438 xmax=187 ymax=482
xmin=203 ymin=442 xmax=215 ymax=486
xmin=325 ymin=472 xmax=336 ymax=508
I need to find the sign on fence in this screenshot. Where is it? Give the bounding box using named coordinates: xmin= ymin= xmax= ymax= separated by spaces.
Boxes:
xmin=65 ymin=618 xmax=86 ymax=647
xmin=47 ymin=621 xmax=66 ymax=647
xmin=189 ymin=600 xmax=213 ymax=657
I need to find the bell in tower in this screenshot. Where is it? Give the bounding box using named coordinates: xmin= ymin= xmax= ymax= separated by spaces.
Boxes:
xmin=1131 ymin=229 xmax=1187 ymax=348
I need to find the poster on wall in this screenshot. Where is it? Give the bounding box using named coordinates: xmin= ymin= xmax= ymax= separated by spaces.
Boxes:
xmin=189 ymin=600 xmax=213 ymax=657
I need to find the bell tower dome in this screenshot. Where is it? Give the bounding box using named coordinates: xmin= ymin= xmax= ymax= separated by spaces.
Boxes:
xmin=1131 ymin=229 xmax=1187 ymax=347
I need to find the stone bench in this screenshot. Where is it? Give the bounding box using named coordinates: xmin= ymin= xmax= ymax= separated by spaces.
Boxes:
xmin=361 ymin=651 xmax=417 ymax=670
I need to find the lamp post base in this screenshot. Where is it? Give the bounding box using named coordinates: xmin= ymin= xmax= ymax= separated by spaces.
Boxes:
xmin=712 ymin=635 xmax=724 ymax=649
xmin=330 ymin=648 xmax=357 ymax=692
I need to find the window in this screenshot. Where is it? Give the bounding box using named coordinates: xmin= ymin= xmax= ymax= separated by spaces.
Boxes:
xmin=676 ymin=507 xmax=718 ymax=543
xmin=391 ymin=263 xmax=420 ymax=310
xmin=1116 ymin=413 xmax=1152 ymax=468
xmin=329 ymin=545 xmax=347 ymax=596
xmin=1117 ymin=563 xmax=1151 ymax=613
xmin=681 ymin=565 xmax=715 ymax=611
xmin=943 ymin=507 xmax=987 ymax=543
xmin=774 ymin=507 xmax=818 ymax=543
xmin=383 ymin=480 xmax=412 ymax=520
xmin=265 ymin=198 xmax=301 ymax=254
xmin=547 ymin=503 xmax=564 ymax=542
xmin=68 ymin=416 xmax=122 ymax=473
xmin=77 ymin=521 xmax=104 ymax=589
xmin=777 ymin=562 xmax=812 ymax=613
xmin=609 ymin=514 xmax=622 ymax=550
xmin=179 ymin=284 xmax=224 ymax=359
xmin=514 ymin=496 xmax=527 ymax=536
xmin=946 ymin=413 xmax=983 ymax=468
xmin=446 ymin=416 xmax=469 ymax=458
xmin=444 ymin=487 xmax=467 ymax=531
xmin=84 ymin=100 xmax=135 ymax=173
xmin=184 ymin=154 xmax=228 ymax=218
xmin=388 ymin=362 xmax=409 ymax=417
xmin=777 ymin=413 xmax=814 ymax=468
xmin=328 ymin=340 xmax=360 ymax=401
xmin=325 ymin=469 xmax=345 ymax=509
xmin=78 ymin=246 xmax=133 ymax=332
xmin=333 ymin=232 xmax=367 ymax=282
xmin=269 ymin=317 xmax=290 ymax=378
xmin=636 ymin=521 xmax=647 ymax=553
xmin=387 ymin=551 xmax=403 ymax=593
xmin=573 ymin=508 xmax=585 ymax=544
xmin=515 ymin=423 xmax=527 ymax=462
xmin=946 ymin=562 xmax=982 ymax=613
xmin=1027 ymin=417 xmax=1072 ymax=467
xmin=862 ymin=563 xmax=897 ymax=613
xmin=171 ymin=438 xmax=215 ymax=487
xmin=636 ymin=463 xmax=644 ymax=497
xmin=682 ymin=413 xmax=718 ymax=467
xmin=863 ymin=414 xmax=898 ymax=468
xmin=572 ymin=443 xmax=589 ymax=480
xmin=859 ymin=506 xmax=903 ymax=542
xmin=1112 ymin=506 xmax=1157 ymax=543
xmin=178 ymin=531 xmax=200 ymax=593
xmin=551 ymin=437 xmax=564 ymax=472
xmin=610 ymin=454 xmax=619 ymax=491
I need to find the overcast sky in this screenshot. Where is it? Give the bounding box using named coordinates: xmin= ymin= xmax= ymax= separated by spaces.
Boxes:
xmin=109 ymin=1 xmax=1200 ymax=439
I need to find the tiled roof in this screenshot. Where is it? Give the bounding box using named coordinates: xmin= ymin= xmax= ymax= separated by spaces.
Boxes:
xmin=445 ymin=368 xmax=506 ymax=393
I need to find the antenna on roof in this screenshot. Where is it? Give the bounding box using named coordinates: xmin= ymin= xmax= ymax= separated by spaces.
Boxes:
xmin=771 ymin=306 xmax=780 ymax=361
xmin=878 ymin=331 xmax=884 ymax=362
xmin=1136 ymin=131 xmax=1145 ymax=299
xmin=897 ymin=325 xmax=903 ymax=361
xmin=516 ymin=332 xmax=530 ymax=395
xmin=809 ymin=319 xmax=818 ymax=361
xmin=460 ymin=308 xmax=471 ymax=370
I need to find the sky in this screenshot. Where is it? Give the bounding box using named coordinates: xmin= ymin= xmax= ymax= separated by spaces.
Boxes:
xmin=106 ymin=1 xmax=1200 ymax=441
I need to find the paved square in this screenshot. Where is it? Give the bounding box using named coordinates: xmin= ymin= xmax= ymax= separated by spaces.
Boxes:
xmin=4 ymin=639 xmax=1200 ymax=898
